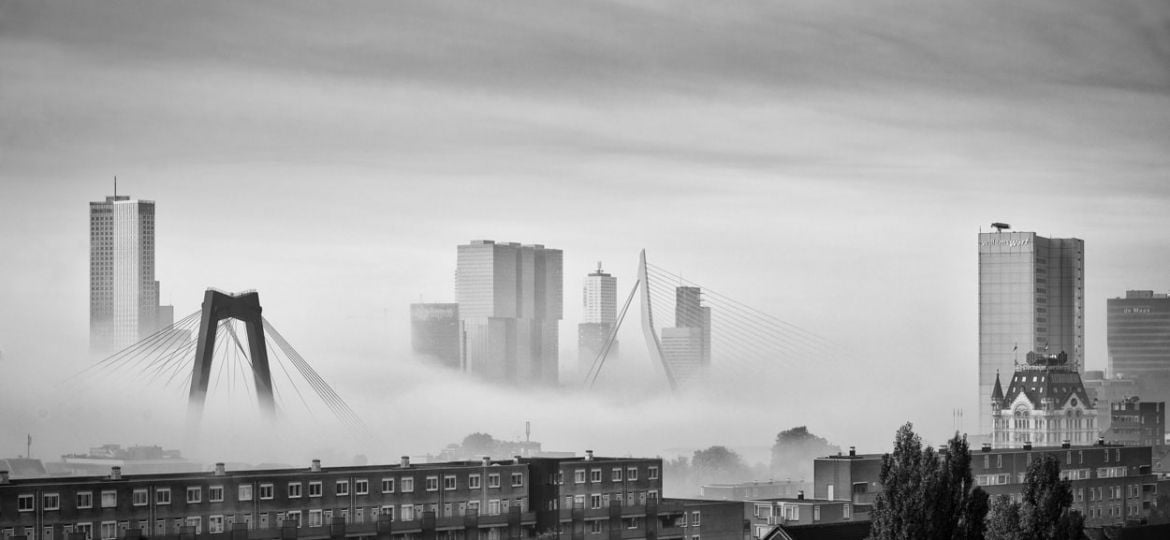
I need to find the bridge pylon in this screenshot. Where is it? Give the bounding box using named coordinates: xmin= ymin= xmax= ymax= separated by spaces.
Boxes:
xmin=187 ymin=289 xmax=276 ymax=426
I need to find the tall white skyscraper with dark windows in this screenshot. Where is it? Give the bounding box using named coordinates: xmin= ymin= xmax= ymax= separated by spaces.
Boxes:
xmin=978 ymin=227 xmax=1084 ymax=435
xmin=579 ymin=262 xmax=618 ymax=375
xmin=90 ymin=194 xmax=173 ymax=353
xmin=456 ymin=240 xmax=563 ymax=385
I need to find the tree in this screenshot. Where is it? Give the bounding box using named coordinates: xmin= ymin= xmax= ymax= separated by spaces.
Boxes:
xmin=868 ymin=423 xmax=989 ymax=540
xmin=983 ymin=454 xmax=1082 ymax=540
xmin=1149 ymin=494 xmax=1170 ymax=524
xmin=461 ymin=433 xmax=498 ymax=457
xmin=691 ymin=446 xmax=752 ymax=487
xmin=770 ymin=426 xmax=840 ymax=481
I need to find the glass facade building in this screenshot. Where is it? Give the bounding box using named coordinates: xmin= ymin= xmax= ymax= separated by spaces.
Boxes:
xmin=978 ymin=230 xmax=1084 ymax=434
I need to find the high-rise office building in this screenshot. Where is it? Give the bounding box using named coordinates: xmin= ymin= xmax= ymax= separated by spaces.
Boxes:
xmin=90 ymin=194 xmax=173 ymax=353
xmin=410 ymin=303 xmax=460 ymax=369
xmin=1107 ymin=290 xmax=1170 ymax=404
xmin=455 ymin=240 xmax=563 ymax=385
xmin=978 ymin=228 xmax=1084 ymax=434
xmin=578 ymin=263 xmax=618 ymax=375
xmin=661 ymin=286 xmax=711 ymax=385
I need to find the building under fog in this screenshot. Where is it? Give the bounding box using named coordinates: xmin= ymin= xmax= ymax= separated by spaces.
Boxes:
xmin=455 ymin=240 xmax=563 ymax=385
xmin=410 ymin=303 xmax=460 ymax=369
xmin=578 ymin=263 xmax=617 ymax=375
xmin=1107 ymin=290 xmax=1170 ymax=404
xmin=90 ymin=194 xmax=173 ymax=353
xmin=978 ymin=227 xmax=1084 ymax=434
xmin=661 ymin=286 xmax=711 ymax=385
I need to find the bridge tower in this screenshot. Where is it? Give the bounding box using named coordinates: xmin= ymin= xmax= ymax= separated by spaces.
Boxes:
xmin=188 ymin=289 xmax=276 ymax=423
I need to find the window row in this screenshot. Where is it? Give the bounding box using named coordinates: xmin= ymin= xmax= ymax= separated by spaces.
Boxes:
xmin=570 ymin=466 xmax=658 ymax=484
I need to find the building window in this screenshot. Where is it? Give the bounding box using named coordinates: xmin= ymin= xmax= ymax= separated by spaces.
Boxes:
xmin=259 ymin=484 xmax=274 ymax=500
xmin=813 ymin=506 xmax=821 ymax=521
xmin=844 ymin=504 xmax=852 ymax=519
xmin=209 ymin=486 xmax=224 ymax=503
xmin=590 ymin=469 xmax=602 ymax=483
xmin=131 ymin=489 xmax=148 ymax=507
xmin=308 ymin=510 xmax=323 ymax=527
xmin=285 ymin=511 xmax=301 ymax=528
xmin=100 ymin=522 xmax=117 ymax=540
xmin=648 ymin=490 xmax=659 ymax=504
xmin=17 ymin=495 xmax=35 ymax=512
xmin=187 ymin=487 xmax=202 ymax=504
xmin=336 ymin=480 xmax=349 ymax=496
xmin=591 ymin=494 xmax=602 ymax=509
xmin=627 ymin=517 xmax=641 ymax=530
xmin=574 ymin=470 xmax=586 ymax=484
xmin=488 ymin=499 xmax=501 ymax=516
xmin=44 ymin=493 xmax=61 ymax=511
xmin=79 ymin=492 xmax=96 ymax=510
xmin=469 ymin=474 xmax=481 ymax=489
xmin=401 ymin=505 xmax=415 ymax=521
xmin=379 ymin=506 xmax=394 ymax=521
xmin=692 ymin=511 xmax=700 ymax=526
xmin=101 ymin=491 xmax=117 ymax=508
xmin=288 ymin=482 xmax=302 ymax=498
xmin=75 ymin=523 xmax=93 ymax=540
xmin=208 ymin=516 xmax=224 ymax=534
xmin=402 ymin=478 xmax=414 ymax=493
xmin=612 ymin=469 xmax=623 ymax=481
xmin=628 ymin=467 xmax=638 ymax=481
xmin=444 ymin=476 xmax=457 ymax=490
xmin=426 ymin=476 xmax=439 ymax=491
xmin=590 ymin=520 xmax=603 ymax=535
xmin=511 ymin=473 xmax=524 ymax=487
xmin=382 ymin=478 xmax=395 ymax=493
xmin=155 ymin=489 xmax=171 ymax=505
xmin=488 ymin=473 xmax=501 ymax=488
xmin=239 ymin=485 xmax=254 ymax=501
xmin=649 ymin=467 xmax=659 ymax=480
xmin=355 ymin=479 xmax=369 ymax=495
xmin=308 ymin=481 xmax=322 ymax=497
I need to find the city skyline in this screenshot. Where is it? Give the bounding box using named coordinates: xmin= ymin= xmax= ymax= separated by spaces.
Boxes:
xmin=2 ymin=0 xmax=1170 ymax=465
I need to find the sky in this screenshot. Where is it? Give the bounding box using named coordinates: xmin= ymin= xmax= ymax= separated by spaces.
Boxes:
xmin=1 ymin=0 xmax=1169 ymax=472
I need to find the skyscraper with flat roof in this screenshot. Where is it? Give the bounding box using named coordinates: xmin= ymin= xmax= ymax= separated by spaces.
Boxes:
xmin=411 ymin=303 xmax=461 ymax=369
xmin=456 ymin=240 xmax=563 ymax=385
xmin=578 ymin=263 xmax=618 ymax=375
xmin=1107 ymin=290 xmax=1170 ymax=404
xmin=978 ymin=228 xmax=1084 ymax=434
xmin=660 ymin=286 xmax=711 ymax=385
xmin=90 ymin=194 xmax=173 ymax=353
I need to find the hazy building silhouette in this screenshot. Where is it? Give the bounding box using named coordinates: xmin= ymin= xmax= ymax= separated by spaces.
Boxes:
xmin=1108 ymin=290 xmax=1170 ymax=404
xmin=410 ymin=303 xmax=460 ymax=369
xmin=578 ymin=262 xmax=617 ymax=375
xmin=978 ymin=228 xmax=1083 ymax=434
xmin=89 ymin=194 xmax=173 ymax=353
xmin=456 ymin=240 xmax=563 ymax=385
xmin=661 ymin=286 xmax=711 ymax=385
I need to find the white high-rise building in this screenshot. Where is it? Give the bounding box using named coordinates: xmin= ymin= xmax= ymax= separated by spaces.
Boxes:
xmin=456 ymin=240 xmax=563 ymax=385
xmin=978 ymin=228 xmax=1084 ymax=435
xmin=579 ymin=263 xmax=618 ymax=375
xmin=90 ymin=194 xmax=173 ymax=353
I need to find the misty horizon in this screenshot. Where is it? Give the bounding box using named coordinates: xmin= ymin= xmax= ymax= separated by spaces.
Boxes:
xmin=2 ymin=0 xmax=1169 ymax=493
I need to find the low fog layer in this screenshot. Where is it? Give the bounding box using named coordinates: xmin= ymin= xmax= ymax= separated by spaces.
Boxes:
xmin=2 ymin=0 xmax=1169 ymax=472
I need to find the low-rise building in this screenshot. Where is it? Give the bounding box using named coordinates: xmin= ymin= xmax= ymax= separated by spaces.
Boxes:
xmin=699 ymin=481 xmax=809 ymax=502
xmin=745 ymin=495 xmax=862 ymax=539
xmin=1104 ymin=398 xmax=1165 ymax=451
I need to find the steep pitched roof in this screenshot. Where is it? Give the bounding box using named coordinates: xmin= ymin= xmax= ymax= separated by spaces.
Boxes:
xmin=991 ymin=372 xmax=1005 ymax=404
xmin=1002 ymin=366 xmax=1092 ymax=410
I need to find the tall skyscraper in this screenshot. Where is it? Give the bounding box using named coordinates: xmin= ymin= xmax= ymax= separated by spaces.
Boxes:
xmin=456 ymin=240 xmax=563 ymax=385
xmin=1107 ymin=290 xmax=1170 ymax=404
xmin=578 ymin=263 xmax=618 ymax=375
xmin=90 ymin=194 xmax=173 ymax=353
xmin=411 ymin=303 xmax=461 ymax=369
xmin=978 ymin=228 xmax=1084 ymax=434
xmin=661 ymin=286 xmax=711 ymax=385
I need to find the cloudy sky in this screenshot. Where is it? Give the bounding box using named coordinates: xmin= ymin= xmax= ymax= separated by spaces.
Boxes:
xmin=1 ymin=0 xmax=1169 ymax=467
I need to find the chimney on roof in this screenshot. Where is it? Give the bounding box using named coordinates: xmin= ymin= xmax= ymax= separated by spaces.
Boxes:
xmin=849 ymin=446 xmax=856 ymax=457
xmin=0 ymin=470 xmax=8 ymax=484
xmin=311 ymin=459 xmax=321 ymax=473
xmin=797 ymin=491 xmax=804 ymax=500
xmin=401 ymin=456 xmax=410 ymax=468
xmin=981 ymin=443 xmax=992 ymax=453
xmin=1023 ymin=442 xmax=1032 ymax=451
xmin=513 ymin=455 xmax=521 ymax=465
xmin=1061 ymin=440 xmax=1071 ymax=449
xmin=1097 ymin=437 xmax=1105 ymax=446
xmin=215 ymin=463 xmax=226 ymax=476
xmin=111 ymin=466 xmax=122 ymax=480
xmin=585 ymin=450 xmax=594 ymax=461
xmin=482 ymin=456 xmax=491 ymax=466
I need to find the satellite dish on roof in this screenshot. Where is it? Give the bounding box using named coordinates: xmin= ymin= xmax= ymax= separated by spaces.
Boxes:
xmin=991 ymin=222 xmax=1011 ymax=232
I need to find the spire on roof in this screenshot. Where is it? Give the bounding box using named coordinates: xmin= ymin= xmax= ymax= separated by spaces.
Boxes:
xmin=991 ymin=370 xmax=1005 ymax=405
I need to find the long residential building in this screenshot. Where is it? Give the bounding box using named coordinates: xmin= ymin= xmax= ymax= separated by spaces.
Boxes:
xmin=813 ymin=442 xmax=1157 ymax=527
xmin=0 ymin=454 xmax=712 ymax=540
